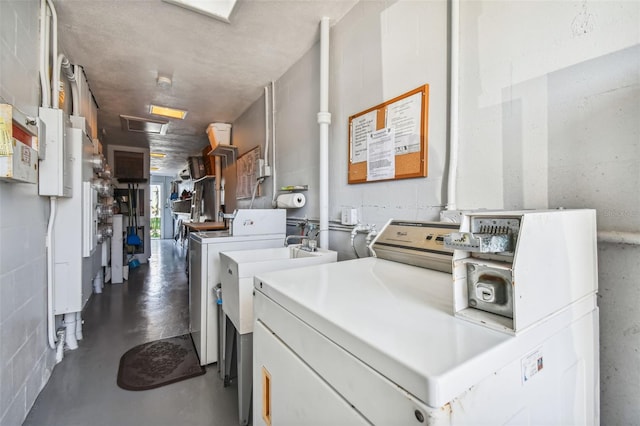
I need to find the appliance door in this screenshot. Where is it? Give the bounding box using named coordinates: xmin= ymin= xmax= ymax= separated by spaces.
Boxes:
xmin=253 ymin=320 xmax=369 ymax=426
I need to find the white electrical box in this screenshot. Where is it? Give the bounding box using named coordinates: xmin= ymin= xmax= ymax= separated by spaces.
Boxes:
xmin=52 ymin=125 xmax=98 ymax=314
xmin=341 ymin=208 xmax=358 ymax=225
xmin=39 ymin=107 xmax=72 ymax=197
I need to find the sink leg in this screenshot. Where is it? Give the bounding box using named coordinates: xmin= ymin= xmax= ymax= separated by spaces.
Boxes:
xmin=224 ymin=317 xmax=236 ymax=387
xmin=238 ymin=332 xmax=253 ymax=425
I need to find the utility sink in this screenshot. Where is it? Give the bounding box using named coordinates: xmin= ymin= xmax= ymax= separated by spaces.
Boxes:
xmin=220 ymin=245 xmax=337 ymax=335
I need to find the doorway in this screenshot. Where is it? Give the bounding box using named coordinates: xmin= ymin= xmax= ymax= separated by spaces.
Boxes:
xmin=150 ymin=184 xmax=162 ymax=239
xmin=150 ymin=175 xmax=176 ymax=240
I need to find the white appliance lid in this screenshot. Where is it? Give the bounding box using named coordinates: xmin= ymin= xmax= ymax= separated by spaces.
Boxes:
xmin=254 ymin=258 xmax=513 ymax=407
xmin=189 ymin=231 xmax=285 ymax=243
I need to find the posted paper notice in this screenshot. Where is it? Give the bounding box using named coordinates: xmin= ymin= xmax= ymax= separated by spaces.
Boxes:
xmin=386 ymin=92 xmax=421 ymax=155
xmin=367 ymin=128 xmax=395 ymax=181
xmin=351 ymin=110 xmax=377 ymax=164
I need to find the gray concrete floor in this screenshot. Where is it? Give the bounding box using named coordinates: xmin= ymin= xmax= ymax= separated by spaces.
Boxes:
xmin=24 ymin=239 xmax=239 ymax=426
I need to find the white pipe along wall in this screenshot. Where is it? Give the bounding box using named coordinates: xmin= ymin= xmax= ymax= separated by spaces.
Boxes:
xmin=40 ymin=0 xmax=57 ymax=351
xmin=597 ymin=231 xmax=640 ymax=245
xmin=271 ymin=81 xmax=278 ymax=207
xmin=446 ymin=0 xmax=460 ymax=211
xmin=318 ymin=17 xmax=331 ymax=248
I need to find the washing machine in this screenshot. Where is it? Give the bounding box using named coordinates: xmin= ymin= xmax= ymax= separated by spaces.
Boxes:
xmin=252 ymin=210 xmax=599 ymax=425
xmin=189 ymin=209 xmax=286 ymax=367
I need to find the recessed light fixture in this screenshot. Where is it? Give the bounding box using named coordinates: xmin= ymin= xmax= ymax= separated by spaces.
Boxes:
xmin=150 ymin=104 xmax=188 ymax=120
xmin=151 ymin=167 xmax=160 ymax=171
xmin=120 ymin=115 xmax=168 ymax=135
xmin=150 ymin=152 xmax=167 ymax=158
xmin=162 ymin=0 xmax=237 ymax=23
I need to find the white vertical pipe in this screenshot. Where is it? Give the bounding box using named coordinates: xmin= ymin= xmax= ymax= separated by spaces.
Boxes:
xmin=264 ymin=86 xmax=270 ymax=167
xmin=53 ymin=53 xmax=63 ymax=110
xmin=46 ymin=0 xmax=58 ymax=108
xmin=55 ymin=329 xmax=65 ymax=363
xmin=271 ymin=81 xmax=278 ymax=207
xmin=446 ymin=0 xmax=460 ymax=211
xmin=63 ymin=312 xmax=78 ymax=350
xmin=318 ymin=17 xmax=331 ymax=248
xmin=46 ymin=197 xmax=57 ymax=349
xmin=39 ymin=0 xmax=50 ymax=108
xmin=75 ymin=311 xmax=83 ymax=340
xmin=215 ymin=156 xmax=222 ymax=217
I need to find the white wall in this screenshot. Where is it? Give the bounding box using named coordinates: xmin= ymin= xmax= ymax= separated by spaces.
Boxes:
xmin=232 ymin=0 xmax=639 ymax=422
xmin=226 ymin=90 xmax=275 ymax=211
xmin=0 ymin=1 xmax=57 ymax=425
xmin=231 ymin=0 xmax=449 ymax=257
xmin=457 ymin=2 xmax=639 ymax=423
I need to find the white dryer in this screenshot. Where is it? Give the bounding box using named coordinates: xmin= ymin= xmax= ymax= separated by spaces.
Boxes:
xmin=252 ymin=211 xmax=599 ymax=425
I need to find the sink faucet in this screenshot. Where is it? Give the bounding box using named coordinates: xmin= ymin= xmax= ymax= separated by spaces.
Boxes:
xmin=218 ymin=210 xmax=237 ymax=235
xmin=285 ymin=235 xmax=306 ymax=246
xmin=285 ymin=234 xmax=318 ymax=252
xmin=285 ymin=222 xmax=319 ymax=251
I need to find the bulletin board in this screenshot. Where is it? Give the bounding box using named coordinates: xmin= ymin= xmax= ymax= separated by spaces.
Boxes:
xmin=236 ymin=145 xmax=261 ymax=199
xmin=348 ymin=84 xmax=429 ymax=184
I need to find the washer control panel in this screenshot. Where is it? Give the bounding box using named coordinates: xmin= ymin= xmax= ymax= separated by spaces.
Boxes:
xmin=371 ymin=221 xmax=460 ymax=272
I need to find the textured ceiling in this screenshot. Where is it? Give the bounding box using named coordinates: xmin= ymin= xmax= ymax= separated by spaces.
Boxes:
xmin=55 ymin=0 xmax=357 ymax=175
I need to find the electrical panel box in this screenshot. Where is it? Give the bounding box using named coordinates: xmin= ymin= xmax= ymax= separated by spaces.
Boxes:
xmin=39 ymin=107 xmax=72 ymax=197
xmin=0 ymin=103 xmax=38 ymax=184
xmin=52 ymin=124 xmax=98 ymax=314
xmin=0 ymin=139 xmax=38 ymax=184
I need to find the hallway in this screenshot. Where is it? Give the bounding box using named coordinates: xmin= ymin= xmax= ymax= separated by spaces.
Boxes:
xmin=23 ymin=240 xmax=239 ymax=426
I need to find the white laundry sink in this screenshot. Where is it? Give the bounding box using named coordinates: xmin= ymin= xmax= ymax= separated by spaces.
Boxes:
xmin=220 ymin=245 xmax=337 ymax=335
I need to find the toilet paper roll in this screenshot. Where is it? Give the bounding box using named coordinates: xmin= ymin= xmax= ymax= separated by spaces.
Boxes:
xmin=276 ymin=193 xmax=306 ymax=209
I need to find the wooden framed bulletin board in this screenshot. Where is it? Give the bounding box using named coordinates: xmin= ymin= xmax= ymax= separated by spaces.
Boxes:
xmin=348 ymin=84 xmax=429 ymax=184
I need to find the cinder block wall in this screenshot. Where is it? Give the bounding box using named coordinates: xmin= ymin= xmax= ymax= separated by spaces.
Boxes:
xmin=0 ymin=1 xmax=56 ymax=425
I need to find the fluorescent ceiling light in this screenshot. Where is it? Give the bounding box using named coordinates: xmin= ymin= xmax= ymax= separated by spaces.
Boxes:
xmin=150 ymin=152 xmax=167 ymax=158
xmin=150 ymin=105 xmax=188 ymax=120
xmin=162 ymin=0 xmax=237 ymax=23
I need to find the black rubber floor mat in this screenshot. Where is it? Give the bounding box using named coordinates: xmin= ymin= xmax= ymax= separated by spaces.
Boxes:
xmin=117 ymin=334 xmax=205 ymax=391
